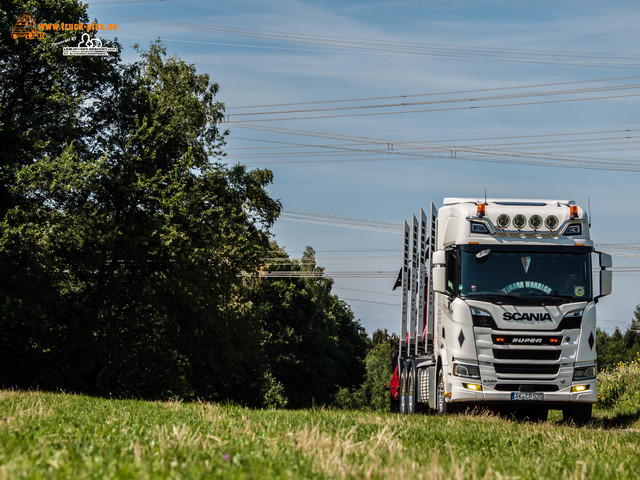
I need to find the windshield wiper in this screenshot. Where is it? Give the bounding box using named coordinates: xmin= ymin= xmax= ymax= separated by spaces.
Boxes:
xmin=527 ymin=293 xmax=576 ymax=304
xmin=462 ymin=292 xmax=574 ymax=305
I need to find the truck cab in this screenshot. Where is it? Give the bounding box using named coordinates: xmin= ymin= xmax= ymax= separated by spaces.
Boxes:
xmin=393 ymin=198 xmax=612 ymax=423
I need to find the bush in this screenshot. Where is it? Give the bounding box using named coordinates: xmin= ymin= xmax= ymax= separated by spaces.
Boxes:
xmin=596 ymin=357 xmax=640 ymax=412
xmin=262 ymin=371 xmax=288 ymax=409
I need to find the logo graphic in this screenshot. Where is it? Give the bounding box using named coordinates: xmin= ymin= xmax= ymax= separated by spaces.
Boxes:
xmin=574 ymin=286 xmax=585 ymax=297
xmin=521 ymin=256 xmax=531 ymax=274
xmin=511 ymin=337 xmax=543 ymax=344
xmin=63 ymin=33 xmax=116 ymax=56
xmin=11 ymin=11 xmax=44 ymax=40
xmin=503 ymin=312 xmax=552 ymax=321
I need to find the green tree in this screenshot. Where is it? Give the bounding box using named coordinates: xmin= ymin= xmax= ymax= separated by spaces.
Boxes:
xmin=247 ymin=246 xmax=369 ymax=408
xmin=2 ymin=0 xmax=369 ymax=407
xmin=1 ymin=0 xmax=121 ymax=390
xmin=1 ymin=2 xmax=281 ymax=402
xmin=597 ymin=304 xmax=640 ymax=372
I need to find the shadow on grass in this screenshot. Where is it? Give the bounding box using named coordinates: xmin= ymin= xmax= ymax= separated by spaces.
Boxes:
xmin=455 ymin=404 xmax=640 ymax=429
xmin=591 ymin=407 xmax=640 ymax=429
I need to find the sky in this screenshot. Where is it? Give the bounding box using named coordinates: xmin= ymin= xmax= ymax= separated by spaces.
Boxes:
xmin=83 ymin=0 xmax=640 ymax=335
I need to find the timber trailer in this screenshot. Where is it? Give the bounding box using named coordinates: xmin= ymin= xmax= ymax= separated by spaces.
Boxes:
xmin=389 ymin=198 xmax=612 ymax=423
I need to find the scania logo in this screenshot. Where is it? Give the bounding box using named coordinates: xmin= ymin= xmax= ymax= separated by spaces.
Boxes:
xmin=511 ymin=337 xmax=543 ymax=344
xmin=503 ymin=312 xmax=552 ymax=321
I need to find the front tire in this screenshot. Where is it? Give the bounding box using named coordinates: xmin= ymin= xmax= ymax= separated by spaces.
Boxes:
xmin=399 ymin=368 xmax=408 ymax=414
xmin=436 ymin=368 xmax=456 ymax=415
xmin=390 ymin=391 xmax=400 ymax=413
xmin=407 ymin=368 xmax=415 ymax=414
xmin=563 ymin=404 xmax=592 ymax=425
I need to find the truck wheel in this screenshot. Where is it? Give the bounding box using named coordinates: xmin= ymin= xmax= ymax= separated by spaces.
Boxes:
xmin=390 ymin=391 xmax=400 ymax=413
xmin=399 ymin=369 xmax=407 ymax=414
xmin=407 ymin=368 xmax=415 ymax=414
xmin=436 ymin=368 xmax=455 ymax=415
xmin=563 ymin=404 xmax=592 ymax=425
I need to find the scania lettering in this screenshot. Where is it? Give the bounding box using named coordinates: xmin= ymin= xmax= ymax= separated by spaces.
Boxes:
xmin=503 ymin=312 xmax=552 ymax=321
xmin=389 ymin=198 xmax=612 ymax=423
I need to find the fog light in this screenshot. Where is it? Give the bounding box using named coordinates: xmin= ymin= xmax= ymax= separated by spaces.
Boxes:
xmin=496 ymin=214 xmax=510 ymax=229
xmin=529 ymin=215 xmax=543 ymax=230
xmin=513 ymin=214 xmax=527 ymax=229
xmin=571 ymin=385 xmax=588 ymax=393
xmin=463 ymin=383 xmax=483 ymax=391
xmin=545 ymin=215 xmax=559 ymax=230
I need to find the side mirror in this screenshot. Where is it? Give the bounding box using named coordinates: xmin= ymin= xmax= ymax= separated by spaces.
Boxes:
xmin=432 ymin=250 xmax=447 ymax=294
xmin=600 ymin=270 xmax=612 ymax=297
xmin=595 ymin=252 xmax=612 ymax=301
xmin=599 ymin=252 xmax=612 ymax=269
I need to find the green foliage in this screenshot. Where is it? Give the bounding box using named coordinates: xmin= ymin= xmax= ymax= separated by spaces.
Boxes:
xmin=596 ymin=304 xmax=640 ymax=372
xmin=261 ymin=370 xmax=288 ymax=409
xmin=1 ymin=0 xmax=371 ymax=407
xmin=333 ymin=385 xmax=367 ymax=409
xmin=596 ymin=357 xmax=640 ymax=414
xmin=247 ymin=246 xmax=370 ymax=408
xmin=363 ymin=342 xmax=395 ymax=410
xmin=332 ymin=329 xmax=398 ymax=411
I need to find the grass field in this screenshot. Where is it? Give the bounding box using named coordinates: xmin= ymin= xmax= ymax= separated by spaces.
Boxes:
xmin=2 ymin=390 xmax=640 ymax=479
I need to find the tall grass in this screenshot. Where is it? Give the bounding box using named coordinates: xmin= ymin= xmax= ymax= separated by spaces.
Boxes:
xmin=2 ymin=390 xmax=640 ymax=479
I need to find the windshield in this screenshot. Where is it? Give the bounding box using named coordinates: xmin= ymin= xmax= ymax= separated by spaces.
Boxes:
xmin=456 ymin=245 xmax=592 ymax=304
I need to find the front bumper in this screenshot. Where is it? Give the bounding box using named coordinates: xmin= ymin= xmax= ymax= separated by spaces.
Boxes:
xmin=448 ymin=376 xmax=597 ymax=405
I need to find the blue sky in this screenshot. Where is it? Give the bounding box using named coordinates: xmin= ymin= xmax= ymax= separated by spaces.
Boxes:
xmin=86 ymin=0 xmax=640 ymax=334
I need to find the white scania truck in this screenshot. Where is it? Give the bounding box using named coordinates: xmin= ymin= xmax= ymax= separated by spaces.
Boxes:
xmin=390 ymin=198 xmax=612 ymax=423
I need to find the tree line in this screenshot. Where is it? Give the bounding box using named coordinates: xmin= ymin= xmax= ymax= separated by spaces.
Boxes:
xmin=0 ymin=0 xmax=370 ymax=408
xmin=597 ymin=304 xmax=640 ymax=372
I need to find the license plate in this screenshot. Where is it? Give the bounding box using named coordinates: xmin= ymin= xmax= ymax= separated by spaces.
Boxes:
xmin=511 ymin=392 xmax=544 ymax=401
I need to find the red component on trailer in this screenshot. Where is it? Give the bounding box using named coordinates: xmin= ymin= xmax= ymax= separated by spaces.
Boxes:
xmin=390 ymin=365 xmax=400 ymax=399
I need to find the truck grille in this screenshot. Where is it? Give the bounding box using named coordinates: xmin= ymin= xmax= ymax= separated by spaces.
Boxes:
xmin=493 ymin=349 xmax=560 ymax=361
xmin=494 ymin=364 xmax=559 ymax=375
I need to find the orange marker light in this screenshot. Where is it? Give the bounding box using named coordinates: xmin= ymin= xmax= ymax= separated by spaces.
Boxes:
xmin=477 ymin=203 xmax=486 ymax=217
xmin=570 ymin=205 xmax=579 ymax=219
xmin=495 ymin=337 xmax=505 ymax=343
xmin=549 ymin=338 xmax=559 ymax=344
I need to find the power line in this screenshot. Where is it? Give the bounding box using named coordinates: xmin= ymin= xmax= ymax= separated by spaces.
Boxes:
xmin=226 ymin=83 xmax=640 ymax=117
xmin=337 ymin=296 xmax=399 ymax=307
xmin=227 ymin=124 xmax=640 ymax=172
xmin=225 ymin=91 xmax=640 ymax=123
xmin=279 ymin=208 xmax=403 ymax=234
xmin=227 ymin=76 xmax=640 ymax=110
xmin=91 ymin=14 xmax=640 ymax=69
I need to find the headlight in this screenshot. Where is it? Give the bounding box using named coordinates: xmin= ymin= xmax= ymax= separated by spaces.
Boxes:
xmin=471 ymin=307 xmax=494 ymax=328
xmin=453 ymin=363 xmax=481 ymax=379
xmin=564 ymin=224 xmax=582 ymax=236
xmin=559 ymin=308 xmax=584 ymax=329
xmin=573 ymin=365 xmax=596 ymax=380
